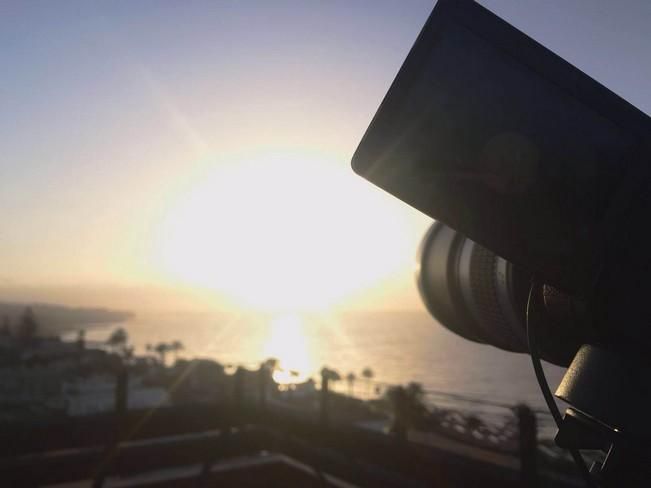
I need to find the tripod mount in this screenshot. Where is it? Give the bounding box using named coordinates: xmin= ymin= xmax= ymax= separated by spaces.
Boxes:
xmin=555 ymin=345 xmax=651 ymax=487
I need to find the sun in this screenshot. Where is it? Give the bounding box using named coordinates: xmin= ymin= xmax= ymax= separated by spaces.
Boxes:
xmin=154 ymin=149 xmax=412 ymax=312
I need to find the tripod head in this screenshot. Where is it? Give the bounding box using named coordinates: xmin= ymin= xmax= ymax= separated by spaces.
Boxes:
xmin=555 ymin=345 xmax=651 ymax=487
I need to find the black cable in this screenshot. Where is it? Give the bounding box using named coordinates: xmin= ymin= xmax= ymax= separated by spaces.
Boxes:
xmin=526 ymin=281 xmax=596 ymax=488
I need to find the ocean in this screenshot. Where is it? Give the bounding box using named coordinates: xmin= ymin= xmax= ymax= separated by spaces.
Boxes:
xmin=78 ymin=308 xmax=566 ymax=436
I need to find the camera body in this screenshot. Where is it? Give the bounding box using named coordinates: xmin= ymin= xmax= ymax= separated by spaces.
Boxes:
xmin=353 ymin=0 xmax=651 ymax=483
xmin=352 ymin=0 xmax=651 ymax=358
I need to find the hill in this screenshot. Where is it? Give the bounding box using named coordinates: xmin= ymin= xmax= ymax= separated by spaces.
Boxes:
xmin=0 ymin=302 xmax=133 ymax=335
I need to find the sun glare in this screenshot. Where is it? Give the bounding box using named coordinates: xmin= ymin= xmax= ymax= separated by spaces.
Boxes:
xmin=154 ymin=150 xmax=411 ymax=311
xmin=263 ymin=314 xmax=312 ymax=384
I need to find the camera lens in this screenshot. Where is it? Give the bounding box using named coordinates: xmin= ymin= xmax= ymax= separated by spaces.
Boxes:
xmin=417 ymin=221 xmax=584 ymax=366
xmin=417 ymin=221 xmax=531 ymax=353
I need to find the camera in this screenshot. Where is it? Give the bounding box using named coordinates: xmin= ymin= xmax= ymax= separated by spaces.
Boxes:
xmin=352 ymin=0 xmax=651 ymax=485
xmin=416 ymin=220 xmax=587 ymax=367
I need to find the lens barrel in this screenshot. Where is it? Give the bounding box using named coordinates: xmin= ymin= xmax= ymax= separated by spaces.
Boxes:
xmin=417 ymin=221 xmax=585 ymax=367
xmin=417 ymin=221 xmax=530 ymax=353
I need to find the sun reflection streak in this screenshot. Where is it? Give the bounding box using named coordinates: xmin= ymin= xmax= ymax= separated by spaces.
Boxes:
xmin=262 ymin=314 xmax=313 ymax=384
xmin=314 ymin=312 xmax=361 ymax=364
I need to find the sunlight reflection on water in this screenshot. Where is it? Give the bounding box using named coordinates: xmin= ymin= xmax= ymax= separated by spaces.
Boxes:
xmin=78 ymin=309 xmax=565 ymax=412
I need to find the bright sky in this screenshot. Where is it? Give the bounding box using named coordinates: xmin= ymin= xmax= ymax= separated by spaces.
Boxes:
xmin=1 ymin=0 xmax=649 ymax=313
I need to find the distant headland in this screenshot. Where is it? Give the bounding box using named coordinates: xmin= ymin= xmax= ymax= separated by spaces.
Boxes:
xmin=0 ymin=302 xmax=133 ymax=335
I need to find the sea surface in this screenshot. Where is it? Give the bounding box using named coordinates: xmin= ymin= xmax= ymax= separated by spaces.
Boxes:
xmin=78 ymin=308 xmax=566 ymax=436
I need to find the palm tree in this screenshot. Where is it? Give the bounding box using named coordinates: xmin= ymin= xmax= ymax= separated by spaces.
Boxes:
xmin=405 ymin=382 xmax=425 ymax=402
xmin=329 ymin=369 xmax=341 ymax=383
xmin=17 ymin=307 xmax=39 ymax=346
xmin=107 ymin=327 xmax=128 ymax=355
xmin=361 ymin=367 xmax=374 ymax=398
xmin=124 ymin=345 xmax=135 ymax=362
xmin=263 ymin=357 xmax=279 ymax=372
xmin=320 ymin=367 xmax=341 ymax=392
xmin=76 ymin=329 xmax=86 ymax=353
xmin=170 ymin=340 xmax=184 ymax=363
xmin=155 ymin=342 xmax=170 ymax=365
xmin=386 ymin=382 xmax=428 ymax=438
xmin=346 ymin=372 xmax=356 ymax=397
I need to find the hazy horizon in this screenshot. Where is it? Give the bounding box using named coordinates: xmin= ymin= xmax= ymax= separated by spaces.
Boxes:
xmin=0 ymin=276 xmax=424 ymax=315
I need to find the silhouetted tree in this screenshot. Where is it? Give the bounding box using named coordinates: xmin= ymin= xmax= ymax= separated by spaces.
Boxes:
xmin=320 ymin=367 xmax=341 ymax=392
xmin=386 ymin=382 xmax=428 ymax=439
xmin=16 ymin=307 xmax=38 ymax=346
xmin=107 ymin=327 xmax=128 ymax=356
xmin=405 ymin=381 xmax=424 ymax=398
xmin=170 ymin=340 xmax=184 ymax=363
xmin=263 ymin=357 xmax=279 ymax=371
xmin=76 ymin=330 xmax=85 ymax=357
xmin=362 ymin=367 xmax=374 ymax=398
xmin=346 ymin=372 xmax=356 ymax=396
xmin=155 ymin=342 xmax=170 ymax=365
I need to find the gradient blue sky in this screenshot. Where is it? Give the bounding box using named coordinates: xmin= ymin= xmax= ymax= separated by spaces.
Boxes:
xmin=1 ymin=0 xmax=649 ymax=310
